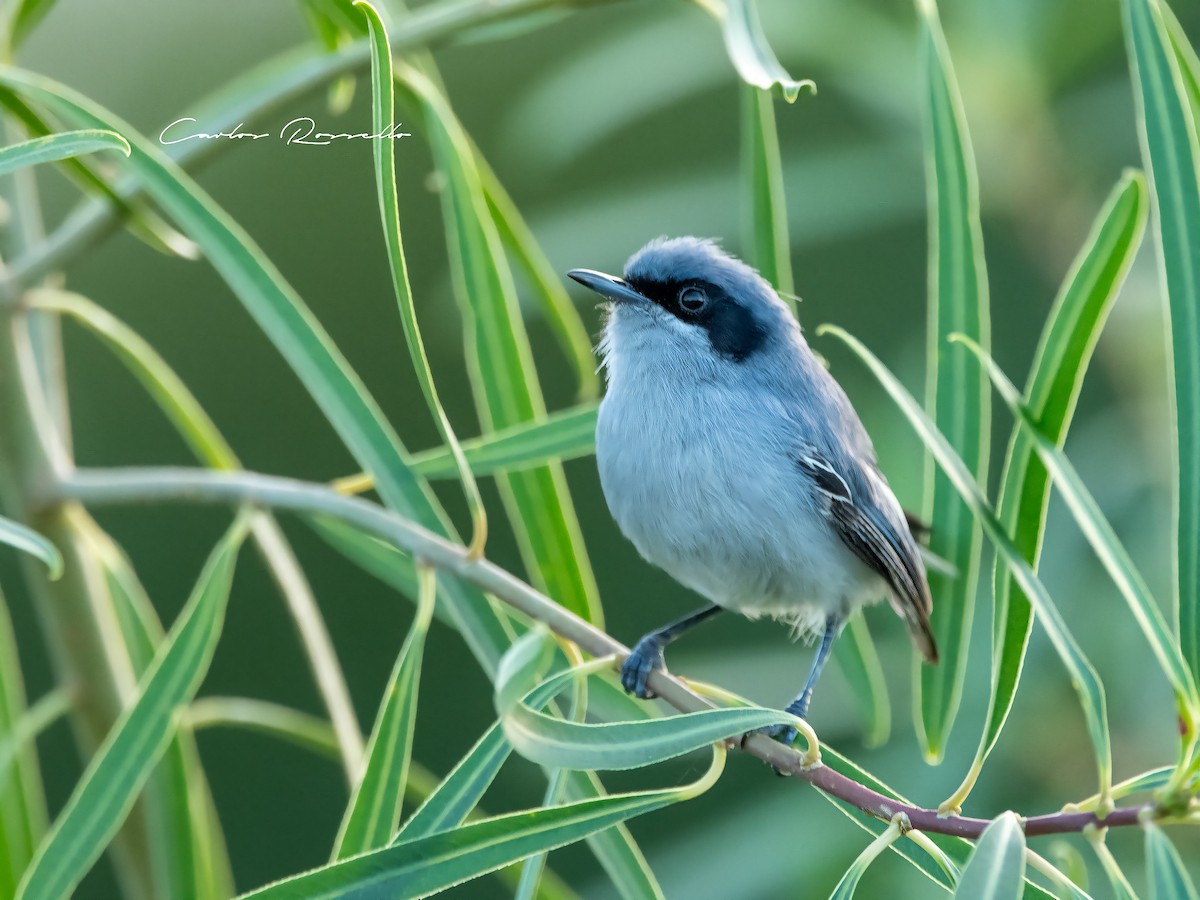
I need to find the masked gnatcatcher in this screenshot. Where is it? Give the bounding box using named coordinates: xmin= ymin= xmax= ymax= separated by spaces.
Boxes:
xmin=568 ymin=236 xmax=938 ymax=741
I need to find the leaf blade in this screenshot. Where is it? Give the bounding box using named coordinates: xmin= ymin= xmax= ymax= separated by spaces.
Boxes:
xmin=0 ymin=128 xmax=128 ymax=176
xmin=16 ymin=518 xmax=248 ymax=900
xmin=1123 ymin=0 xmax=1200 ymax=687
xmin=915 ymin=0 xmax=991 ymax=762
xmin=953 ymin=812 xmax=1026 ymax=900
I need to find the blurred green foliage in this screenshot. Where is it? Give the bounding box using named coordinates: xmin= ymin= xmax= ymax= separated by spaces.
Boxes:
xmin=2 ymin=0 xmax=1200 ymax=896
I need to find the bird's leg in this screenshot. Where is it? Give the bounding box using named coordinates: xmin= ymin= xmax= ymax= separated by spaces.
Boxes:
xmin=757 ymin=615 xmax=845 ymax=747
xmin=621 ymin=604 xmax=723 ymax=699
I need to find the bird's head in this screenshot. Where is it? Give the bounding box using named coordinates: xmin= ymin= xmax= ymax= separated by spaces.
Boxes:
xmin=569 ymin=237 xmax=798 ymax=382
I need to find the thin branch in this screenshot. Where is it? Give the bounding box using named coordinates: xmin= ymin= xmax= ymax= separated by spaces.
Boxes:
xmin=53 ymin=465 xmax=1162 ymax=839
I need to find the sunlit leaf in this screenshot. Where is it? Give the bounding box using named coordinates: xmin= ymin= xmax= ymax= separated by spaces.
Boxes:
xmin=946 ymin=171 xmax=1147 ymax=810
xmin=822 ymin=326 xmax=1112 ymax=801
xmin=0 ymin=514 xmax=61 ymax=579
xmin=16 ymin=517 xmax=248 ymax=900
xmin=953 ymin=812 xmax=1025 ymax=900
xmin=0 ymin=128 xmax=127 ymax=176
xmin=720 ymin=0 xmax=815 ymax=102
xmin=915 ymin=0 xmax=991 ymax=762
xmin=1123 ymin=0 xmax=1200 ymax=686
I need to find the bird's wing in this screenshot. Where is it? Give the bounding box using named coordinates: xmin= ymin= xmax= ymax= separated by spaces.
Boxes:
xmin=797 ymin=452 xmax=938 ymax=663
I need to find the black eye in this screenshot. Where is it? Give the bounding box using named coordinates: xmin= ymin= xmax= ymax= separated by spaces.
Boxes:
xmin=678 ymin=286 xmax=708 ymax=313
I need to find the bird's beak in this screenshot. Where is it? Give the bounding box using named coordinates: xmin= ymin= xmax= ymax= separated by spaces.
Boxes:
xmin=567 ymin=269 xmax=648 ymax=305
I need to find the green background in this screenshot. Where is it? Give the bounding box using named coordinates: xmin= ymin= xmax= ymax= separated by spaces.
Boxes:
xmin=5 ymin=0 xmax=1198 ymax=895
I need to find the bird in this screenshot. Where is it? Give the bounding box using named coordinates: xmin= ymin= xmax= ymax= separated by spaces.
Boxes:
xmin=567 ymin=236 xmax=937 ymax=742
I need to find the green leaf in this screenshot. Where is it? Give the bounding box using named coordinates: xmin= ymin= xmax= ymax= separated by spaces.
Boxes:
xmin=0 ymin=66 xmax=515 ymax=675
xmin=949 ymin=171 xmax=1147 ymax=809
xmin=0 ymin=94 xmax=199 ymax=260
xmin=1123 ymin=0 xmax=1200 ymax=687
xmin=0 ymin=129 xmax=128 ymax=176
xmin=957 ymin=336 xmax=1200 ymax=722
xmin=1145 ymin=824 xmax=1199 ymax=900
xmin=0 ymin=596 xmax=48 ymax=900
xmin=28 ymin=287 xmax=364 ymax=777
xmin=821 ymin=325 xmax=1112 ymax=801
xmin=412 ymin=403 xmax=599 ymax=479
xmin=831 ymin=612 xmax=891 ymax=747
xmin=90 ymin=524 xmax=234 ymax=900
xmin=16 ymin=517 xmax=248 ymax=900
xmin=1162 ymin=6 xmax=1200 ymax=126
xmin=954 ymin=812 xmax=1026 ymax=900
xmin=915 ymin=0 xmax=991 ymax=762
xmin=398 ymin=66 xmax=601 ymax=627
xmin=4 ymin=0 xmax=59 ymax=53
xmin=333 ymin=562 xmax=436 ymax=858
xmin=1090 ymin=834 xmax=1139 ymax=900
xmin=828 ymin=817 xmax=905 ymax=899
xmin=478 ymin=152 xmax=600 ymax=403
xmin=0 ymin=513 xmax=61 ymax=579
xmin=189 ymin=697 xmax=340 ymax=760
xmin=741 ymin=84 xmax=794 ymax=300
xmin=357 ymin=0 xmax=487 ymax=558
xmin=239 ymin=750 xmax=724 ymax=899
xmin=501 ymin=660 xmax=804 ymax=771
xmin=720 ymin=0 xmax=816 ymax=102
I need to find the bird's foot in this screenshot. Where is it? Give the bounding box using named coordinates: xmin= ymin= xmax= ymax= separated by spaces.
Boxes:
xmin=620 ymin=637 xmax=665 ymax=699
xmin=742 ymin=695 xmax=810 ymax=749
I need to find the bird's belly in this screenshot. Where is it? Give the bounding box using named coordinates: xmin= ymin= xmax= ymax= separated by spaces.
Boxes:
xmin=596 ymin=393 xmax=884 ymax=634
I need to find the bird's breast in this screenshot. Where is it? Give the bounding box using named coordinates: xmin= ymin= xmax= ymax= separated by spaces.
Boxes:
xmin=595 ymin=373 xmax=882 ymax=621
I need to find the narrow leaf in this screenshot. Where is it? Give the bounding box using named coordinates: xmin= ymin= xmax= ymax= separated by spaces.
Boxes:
xmin=916 ymin=0 xmax=991 ymax=762
xmin=0 ymin=129 xmax=128 ymax=176
xmin=831 ymin=612 xmax=891 ymax=747
xmin=239 ymin=749 xmax=725 ymax=899
xmin=358 ymin=0 xmax=487 ymax=558
xmin=478 ymin=152 xmax=600 ymax=403
xmin=958 ymin=336 xmax=1200 ymax=721
xmin=822 ymin=325 xmax=1112 ymax=801
xmin=398 ymin=66 xmax=601 ymax=626
xmin=0 ymin=598 xmax=49 ymax=900
xmin=502 ymin=661 xmax=805 ymax=771
xmin=1145 ymin=824 xmax=1199 ymax=900
xmin=16 ymin=517 xmax=248 ymax=900
xmin=741 ymin=84 xmax=794 ymax=300
xmin=720 ymin=0 xmax=816 ymax=102
xmin=947 ymin=171 xmax=1147 ymax=810
xmin=954 ymin=812 xmax=1026 ymax=900
xmin=333 ymin=562 xmax=436 ymax=859
xmin=1123 ymin=0 xmax=1200 ymax=686
xmin=5 ymin=0 xmax=59 ymax=52
xmin=828 ymin=817 xmax=905 ymax=899
xmin=189 ymin=697 xmax=340 ymax=760
xmin=0 ymin=67 xmax=515 ymax=674
xmin=0 ymin=513 xmax=61 ymax=579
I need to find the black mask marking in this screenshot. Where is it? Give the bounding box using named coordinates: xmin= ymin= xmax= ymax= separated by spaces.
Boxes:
xmin=623 ymin=276 xmax=768 ymax=362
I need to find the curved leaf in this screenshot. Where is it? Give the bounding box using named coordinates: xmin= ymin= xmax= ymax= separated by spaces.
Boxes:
xmin=1123 ymin=0 xmax=1200 ymax=685
xmin=915 ymin=0 xmax=991 ymax=762
xmin=398 ymin=66 xmax=602 ymax=627
xmin=958 ymin=336 xmax=1200 ymax=722
xmin=0 ymin=513 xmax=61 ymax=579
xmin=720 ymin=0 xmax=816 ymax=102
xmin=0 ymin=128 xmax=127 ymax=176
xmin=357 ymin=0 xmax=487 ymax=557
xmin=1145 ymin=824 xmax=1199 ymax=900
xmin=238 ymin=748 xmax=725 ymax=899
xmin=333 ymin=562 xmax=436 ymax=858
xmin=0 ymin=66 xmax=515 ymax=674
xmin=16 ymin=517 xmax=248 ymax=900
xmin=822 ymin=326 xmax=1112 ymax=802
xmin=953 ymin=812 xmax=1025 ymax=900
xmin=947 ymin=171 xmax=1147 ymax=810
xmin=828 ymin=816 xmax=905 ymax=899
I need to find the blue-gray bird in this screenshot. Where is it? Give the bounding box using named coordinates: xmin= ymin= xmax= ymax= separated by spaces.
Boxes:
xmin=568 ymin=236 xmax=937 ymax=740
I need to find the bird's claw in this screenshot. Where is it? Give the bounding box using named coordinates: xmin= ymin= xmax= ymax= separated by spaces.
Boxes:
xmin=620 ymin=638 xmax=665 ymax=699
